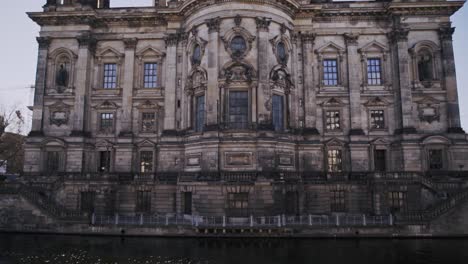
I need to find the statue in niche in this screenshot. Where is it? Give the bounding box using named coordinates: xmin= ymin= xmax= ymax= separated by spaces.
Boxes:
xmin=56 ymin=64 xmax=69 ymax=90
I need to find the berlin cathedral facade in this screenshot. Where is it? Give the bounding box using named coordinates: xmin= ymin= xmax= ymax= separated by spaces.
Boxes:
xmin=24 ymin=0 xmax=468 ymax=218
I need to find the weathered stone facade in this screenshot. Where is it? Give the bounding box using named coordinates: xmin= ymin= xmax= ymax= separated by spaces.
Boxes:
xmin=23 ymin=0 xmax=468 ymax=220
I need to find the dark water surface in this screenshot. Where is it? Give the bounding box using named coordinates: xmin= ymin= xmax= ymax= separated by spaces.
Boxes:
xmin=1 ymin=234 xmax=468 ymax=264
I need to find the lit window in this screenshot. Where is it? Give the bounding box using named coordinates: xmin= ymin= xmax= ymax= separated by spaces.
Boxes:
xmin=229 ymin=91 xmax=249 ymax=129
xmin=140 ymin=151 xmax=153 ymax=173
xmin=195 ymin=95 xmax=205 ymax=132
xmin=272 ymin=94 xmax=284 ymax=131
xmin=143 ymin=63 xmax=158 ymax=88
xmin=136 ymin=191 xmax=151 ymax=214
xmin=327 ymin=150 xmax=343 ymax=172
xmin=103 ymin=63 xmax=117 ymax=89
xmin=388 ymin=191 xmax=406 ymax=213
xmin=370 ymin=110 xmax=385 ymax=129
xmin=367 ymin=58 xmax=382 ymax=85
xmin=330 ymin=190 xmax=346 ymax=212
xmin=323 ymin=59 xmax=338 ymax=86
xmin=326 ymin=111 xmax=341 ymax=131
xmin=100 ymin=113 xmax=114 ymax=132
xmin=141 ymin=112 xmax=156 ymax=133
xmin=428 ymin=149 xmax=443 ymax=170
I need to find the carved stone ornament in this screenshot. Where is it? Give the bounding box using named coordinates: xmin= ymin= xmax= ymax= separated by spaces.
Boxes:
xmin=270 ymin=35 xmax=292 ymax=66
xmin=221 ymin=26 xmax=256 ymax=60
xmin=185 ymin=66 xmax=208 ymax=95
xmin=270 ymin=66 xmax=294 ymax=94
xmin=417 ymin=97 xmax=440 ymax=124
xmin=186 ymin=32 xmax=207 ymax=66
xmin=255 ymin=17 xmax=271 ymax=31
xmin=220 ymin=61 xmax=256 ymax=83
xmin=49 ymin=101 xmax=71 ymax=127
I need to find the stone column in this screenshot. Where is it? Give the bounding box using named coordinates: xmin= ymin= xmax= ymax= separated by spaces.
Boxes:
xmin=120 ymin=38 xmax=137 ymax=136
xmin=163 ymin=33 xmax=179 ymax=133
xmin=439 ymin=26 xmax=465 ymax=134
xmin=345 ymin=33 xmax=364 ymax=136
xmin=205 ymin=18 xmax=221 ymax=130
xmin=71 ymin=33 xmax=96 ymax=136
xmin=256 ymin=17 xmax=272 ymax=128
xmin=389 ymin=27 xmax=416 ymax=134
xmin=30 ymin=37 xmax=50 ymax=135
xmin=301 ymin=33 xmax=319 ymax=134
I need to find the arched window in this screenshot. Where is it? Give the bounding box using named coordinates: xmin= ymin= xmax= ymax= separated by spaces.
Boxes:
xmin=277 ymin=42 xmax=288 ymax=64
xmin=418 ymin=49 xmax=433 ymax=82
xmin=230 ymin=36 xmax=247 ymax=58
xmin=192 ymin=44 xmax=201 ymax=65
xmin=56 ymin=55 xmax=70 ymax=88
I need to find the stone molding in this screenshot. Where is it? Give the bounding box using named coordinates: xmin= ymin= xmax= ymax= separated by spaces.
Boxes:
xmin=165 ymin=33 xmax=180 ymax=47
xmin=36 ymin=37 xmax=51 ymax=49
xmin=123 ymin=38 xmax=138 ymax=50
xmin=77 ymin=34 xmax=97 ymax=52
xmin=439 ymin=27 xmax=455 ymax=41
xmin=255 ymin=17 xmax=271 ymax=31
xmin=206 ymin=17 xmax=221 ymax=33
xmin=388 ymin=27 xmax=409 ymax=43
xmin=344 ymin=33 xmax=359 ymax=46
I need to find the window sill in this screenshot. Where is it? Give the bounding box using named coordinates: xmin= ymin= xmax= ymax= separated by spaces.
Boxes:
xmin=93 ymin=88 xmax=122 ymax=96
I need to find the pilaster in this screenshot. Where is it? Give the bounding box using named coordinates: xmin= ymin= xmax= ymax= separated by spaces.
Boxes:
xmin=301 ymin=33 xmax=319 ymax=134
xmin=206 ymin=17 xmax=221 ymax=129
xmin=163 ymin=33 xmax=179 ymax=133
xmin=120 ymin=38 xmax=138 ymax=136
xmin=256 ymin=17 xmax=272 ymax=127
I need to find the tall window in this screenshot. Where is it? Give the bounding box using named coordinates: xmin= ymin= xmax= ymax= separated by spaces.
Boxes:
xmin=327 ymin=150 xmax=343 ymax=172
xmin=195 ymin=95 xmax=205 ymax=132
xmin=140 ymin=151 xmax=153 ymax=173
xmin=100 ymin=113 xmax=114 ymax=132
xmin=183 ymin=192 xmax=192 ymax=215
xmin=428 ymin=149 xmax=444 ymax=170
xmin=143 ymin=63 xmax=158 ymax=88
xmin=227 ymin=192 xmax=249 ymax=217
xmin=330 ymin=190 xmax=346 ymax=212
xmin=272 ymin=94 xmax=284 ymax=131
xmin=136 ymin=191 xmax=151 ymax=214
xmin=323 ymin=59 xmax=338 ymax=86
xmin=103 ymin=63 xmax=117 ymax=89
xmin=367 ymin=58 xmax=382 ymax=85
xmin=229 ymin=91 xmax=249 ymax=129
xmin=99 ymin=151 xmax=111 ymax=173
xmin=141 ymin=112 xmax=156 ymax=133
xmin=370 ymin=110 xmax=385 ymax=129
xmin=418 ymin=50 xmax=433 ymax=82
xmin=388 ymin=191 xmax=406 ymax=213
xmin=285 ymin=191 xmax=299 ymax=216
xmin=326 ymin=111 xmax=341 ymax=131
xmin=46 ymin=151 xmax=60 ymax=173
xmin=80 ymin=191 xmax=95 ymax=214
xmin=374 ymin=149 xmax=387 ymax=172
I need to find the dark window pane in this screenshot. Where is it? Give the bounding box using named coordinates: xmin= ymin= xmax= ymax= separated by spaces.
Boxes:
xmin=184 ymin=192 xmax=192 ymax=215
xmin=227 ymin=192 xmax=249 ymax=217
xmin=195 ymin=95 xmax=205 ymax=132
xmin=99 ymin=151 xmax=111 ymax=173
xmin=272 ymin=95 xmax=284 ymax=131
xmin=80 ymin=191 xmax=95 ymax=214
xmin=326 ymin=111 xmax=341 ymax=130
xmin=277 ymin=42 xmax=287 ymax=63
xmin=136 ymin=191 xmax=151 ymax=214
xmin=418 ymin=51 xmax=433 ymax=82
xmin=46 ymin=151 xmax=60 ymax=173
xmin=367 ymin=58 xmax=382 ymax=85
xmin=370 ymin=110 xmax=385 ymax=129
xmin=140 ymin=151 xmax=153 ymax=173
xmin=429 ymin=149 xmax=443 ymax=170
xmin=141 ymin=112 xmax=156 ymax=133
xmin=103 ymin=63 xmax=117 ymax=89
xmin=374 ymin=149 xmax=387 ymax=172
xmin=192 ymin=45 xmax=201 ymax=65
xmin=229 ymin=91 xmax=249 ymax=129
xmin=388 ymin=191 xmax=406 ymax=213
xmin=230 ymin=36 xmax=247 ymax=57
xmin=330 ymin=190 xmax=346 ymax=212
xmin=144 ymin=63 xmax=158 ymax=88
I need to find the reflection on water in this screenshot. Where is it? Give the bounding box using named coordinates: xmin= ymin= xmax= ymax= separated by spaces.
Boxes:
xmin=1 ymin=234 xmax=468 ymax=264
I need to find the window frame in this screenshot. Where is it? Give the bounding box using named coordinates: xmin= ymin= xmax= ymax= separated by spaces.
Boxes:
xmin=227 ymin=192 xmax=249 ymax=217
xmin=194 ymin=94 xmax=206 ymax=132
xmin=330 ymin=189 xmax=346 ymax=213
xmin=272 ymin=94 xmax=285 ymax=132
xmin=140 ymin=111 xmax=157 ymax=134
xmin=322 ymin=58 xmax=339 ymax=87
xmin=388 ymin=191 xmax=407 ymax=213
xmin=93 ymin=48 xmax=124 ymax=92
xmin=99 ymin=112 xmax=115 ymax=134
xmin=327 ymin=149 xmax=344 ymax=173
xmin=369 ymin=109 xmax=386 ymax=130
xmin=227 ymin=90 xmax=250 ymax=130
xmin=135 ymin=190 xmax=152 ymax=214
xmin=142 ymin=62 xmax=159 ymax=89
xmin=366 ymin=58 xmax=383 ymax=86
xmin=139 ymin=150 xmax=154 ymax=173
xmin=324 ymin=110 xmax=342 ymax=132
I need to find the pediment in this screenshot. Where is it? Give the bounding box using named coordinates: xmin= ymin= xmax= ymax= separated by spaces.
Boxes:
xmin=316 ymin=42 xmax=345 ymax=54
xmin=97 ymin=47 xmax=124 ymax=59
xmin=94 ymin=100 xmax=119 ymax=110
xmin=371 ymin=137 xmax=391 ymax=145
xmin=359 ymin=41 xmax=388 ymax=54
xmin=416 ymin=96 xmax=441 ymax=105
xmin=49 ymin=47 xmax=78 ymax=60
xmin=41 ymin=138 xmax=66 ymax=148
xmin=136 ymin=46 xmax=165 ymax=58
xmin=422 ymin=135 xmax=451 ymax=145
xmin=364 ymin=97 xmax=390 ymax=107
xmin=320 ymin=97 xmax=345 ymax=107
xmin=136 ymin=139 xmax=156 ymax=148
xmin=325 ymin=138 xmax=346 ymax=147
xmin=137 ymin=100 xmax=160 ymax=110
xmin=96 ymin=139 xmax=114 ymax=148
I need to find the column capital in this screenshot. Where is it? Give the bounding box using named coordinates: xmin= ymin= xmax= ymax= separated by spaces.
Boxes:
xmin=255 ymin=17 xmax=271 ymax=32
xmin=36 ymin=37 xmax=51 ymax=49
xmin=206 ymin=17 xmax=221 ymax=33
xmin=165 ymin=33 xmax=180 ymax=47
xmin=344 ymin=33 xmax=359 ymax=46
xmin=123 ymin=38 xmax=138 ymax=50
xmin=439 ymin=27 xmax=455 ymax=41
xmin=388 ymin=27 xmax=409 ymax=43
xmin=300 ymin=32 xmax=316 ymax=44
xmin=77 ymin=34 xmax=97 ymax=51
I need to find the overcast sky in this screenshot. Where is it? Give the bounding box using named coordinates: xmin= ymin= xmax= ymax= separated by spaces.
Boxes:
xmin=0 ymin=0 xmax=467 ymax=133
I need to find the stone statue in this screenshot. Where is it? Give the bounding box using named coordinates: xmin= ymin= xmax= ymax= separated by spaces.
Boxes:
xmin=56 ymin=64 xmax=69 ymax=87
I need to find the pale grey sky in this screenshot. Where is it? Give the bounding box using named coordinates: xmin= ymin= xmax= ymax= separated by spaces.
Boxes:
xmin=0 ymin=0 xmax=467 ymax=132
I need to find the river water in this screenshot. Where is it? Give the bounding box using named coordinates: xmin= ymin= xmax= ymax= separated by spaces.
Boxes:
xmin=0 ymin=234 xmax=467 ymax=264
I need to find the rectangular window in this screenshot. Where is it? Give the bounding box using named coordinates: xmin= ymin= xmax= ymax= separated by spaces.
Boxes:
xmin=370 ymin=110 xmax=385 ymax=129
xmin=227 ymin=192 xmax=249 ymax=217
xmin=229 ymin=91 xmax=249 ymax=129
xmin=388 ymin=191 xmax=406 ymax=213
xmin=141 ymin=112 xmax=156 ymax=133
xmin=103 ymin=63 xmax=117 ymax=89
xmin=143 ymin=63 xmax=158 ymax=88
xmin=46 ymin=151 xmax=60 ymax=173
xmin=80 ymin=191 xmax=95 ymax=214
xmin=183 ymin=192 xmax=192 ymax=215
xmin=327 ymin=149 xmax=343 ymax=172
xmin=100 ymin=113 xmax=114 ymax=132
xmin=367 ymin=58 xmax=382 ymax=85
xmin=428 ymin=149 xmax=444 ymax=170
xmin=99 ymin=151 xmax=111 ymax=173
xmin=285 ymin=191 xmax=299 ymax=216
xmin=374 ymin=149 xmax=387 ymax=172
xmin=326 ymin=111 xmax=341 ymax=131
xmin=323 ymin=59 xmax=338 ymax=86
xmin=136 ymin=191 xmax=152 ymax=214
xmin=195 ymin=95 xmax=205 ymax=132
xmin=272 ymin=94 xmax=284 ymax=131
xmin=140 ymin=151 xmax=153 ymax=173
xmin=330 ymin=190 xmax=346 ymax=212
